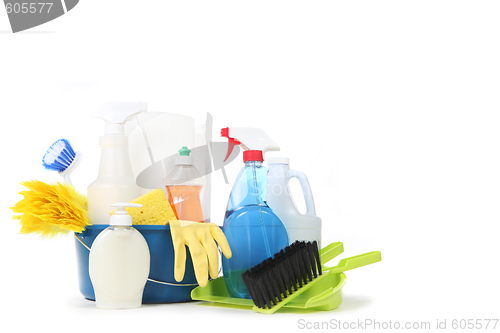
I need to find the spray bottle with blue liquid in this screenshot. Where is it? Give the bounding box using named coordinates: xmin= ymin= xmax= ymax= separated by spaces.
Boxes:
xmin=221 ymin=127 xmax=289 ymax=299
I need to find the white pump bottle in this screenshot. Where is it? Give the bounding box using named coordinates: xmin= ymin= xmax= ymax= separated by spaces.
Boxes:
xmin=87 ymin=102 xmax=147 ymax=224
xmin=89 ymin=203 xmax=150 ymax=309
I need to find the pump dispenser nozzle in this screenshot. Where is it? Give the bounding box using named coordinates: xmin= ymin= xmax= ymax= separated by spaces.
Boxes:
xmin=221 ymin=127 xmax=279 ymax=162
xmin=110 ymin=203 xmax=142 ymax=226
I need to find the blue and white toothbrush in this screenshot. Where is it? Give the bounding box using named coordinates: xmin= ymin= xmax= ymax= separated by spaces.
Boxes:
xmin=42 ymin=138 xmax=82 ymax=185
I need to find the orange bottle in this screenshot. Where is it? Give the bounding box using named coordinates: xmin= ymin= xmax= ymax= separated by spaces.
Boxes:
xmin=165 ymin=146 xmax=205 ymax=222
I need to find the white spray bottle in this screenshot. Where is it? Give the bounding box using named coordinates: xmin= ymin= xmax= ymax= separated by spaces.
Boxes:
xmin=89 ymin=203 xmax=150 ymax=309
xmin=87 ymin=102 xmax=147 ymax=224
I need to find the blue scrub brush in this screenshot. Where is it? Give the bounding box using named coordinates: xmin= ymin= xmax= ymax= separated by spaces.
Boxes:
xmin=42 ymin=138 xmax=82 ymax=185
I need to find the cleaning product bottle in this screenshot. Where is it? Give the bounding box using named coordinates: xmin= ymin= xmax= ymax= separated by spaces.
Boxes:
xmin=267 ymin=157 xmax=322 ymax=248
xmin=89 ymin=203 xmax=150 ymax=309
xmin=165 ymin=146 xmax=205 ymax=222
xmin=87 ymin=102 xmax=147 ymax=224
xmin=220 ymin=127 xmax=289 ymax=299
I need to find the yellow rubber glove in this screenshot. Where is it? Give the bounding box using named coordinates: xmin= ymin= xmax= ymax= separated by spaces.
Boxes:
xmin=169 ymin=220 xmax=232 ymax=288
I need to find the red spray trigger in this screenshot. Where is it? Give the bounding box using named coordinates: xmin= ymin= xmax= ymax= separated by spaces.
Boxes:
xmin=221 ymin=127 xmax=241 ymax=162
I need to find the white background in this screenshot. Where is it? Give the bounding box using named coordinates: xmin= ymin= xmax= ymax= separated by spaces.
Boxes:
xmin=1 ymin=1 xmax=499 ymax=332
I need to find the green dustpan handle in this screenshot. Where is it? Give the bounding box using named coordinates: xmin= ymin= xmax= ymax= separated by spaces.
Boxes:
xmin=319 ymin=242 xmax=344 ymax=265
xmin=324 ymin=251 xmax=382 ymax=274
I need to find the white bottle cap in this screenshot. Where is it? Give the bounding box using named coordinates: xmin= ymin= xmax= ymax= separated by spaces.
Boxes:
xmin=268 ymin=157 xmax=290 ymax=165
xmin=110 ymin=203 xmax=142 ymax=226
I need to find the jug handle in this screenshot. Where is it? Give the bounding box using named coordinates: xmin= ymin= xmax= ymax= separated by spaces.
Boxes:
xmin=288 ymin=170 xmax=316 ymax=216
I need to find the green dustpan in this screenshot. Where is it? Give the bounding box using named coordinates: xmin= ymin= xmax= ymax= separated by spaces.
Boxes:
xmin=191 ymin=242 xmax=381 ymax=313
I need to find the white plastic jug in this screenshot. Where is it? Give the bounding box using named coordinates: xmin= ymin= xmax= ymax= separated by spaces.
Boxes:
xmin=266 ymin=157 xmax=322 ymax=248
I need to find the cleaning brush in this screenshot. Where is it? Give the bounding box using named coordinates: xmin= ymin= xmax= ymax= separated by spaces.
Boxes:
xmin=241 ymin=241 xmax=382 ymax=314
xmin=42 ymin=138 xmax=82 ymax=185
xmin=242 ymin=240 xmax=322 ymax=312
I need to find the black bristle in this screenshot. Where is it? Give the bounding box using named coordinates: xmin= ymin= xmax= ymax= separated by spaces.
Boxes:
xmin=284 ymin=243 xmax=298 ymax=289
xmin=244 ymin=268 xmax=266 ymax=309
xmin=307 ymin=242 xmax=318 ymax=278
xmin=312 ymin=241 xmax=322 ymax=275
xmin=297 ymin=243 xmax=311 ymax=284
xmin=254 ymin=277 xmax=267 ymax=309
xmin=270 ymin=269 xmax=283 ymax=305
xmin=260 ymin=271 xmax=276 ymax=308
xmin=277 ymin=266 xmax=288 ymax=297
xmin=241 ymin=271 xmax=259 ymax=307
xmin=302 ymin=243 xmax=314 ymax=282
xmin=242 ymin=240 xmax=323 ymax=310
xmin=274 ymin=249 xmax=294 ymax=295
xmin=290 ymin=250 xmax=304 ymax=288
xmin=264 ymin=266 xmax=281 ymax=305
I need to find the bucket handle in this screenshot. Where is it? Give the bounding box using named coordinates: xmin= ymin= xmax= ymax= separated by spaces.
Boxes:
xmin=288 ymin=170 xmax=316 ymax=216
xmin=74 ymin=233 xmax=199 ymax=287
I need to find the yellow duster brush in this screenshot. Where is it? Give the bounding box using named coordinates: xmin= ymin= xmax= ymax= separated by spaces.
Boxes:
xmin=10 ymin=180 xmax=91 ymax=237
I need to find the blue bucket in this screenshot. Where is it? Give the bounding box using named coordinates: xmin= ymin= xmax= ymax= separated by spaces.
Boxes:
xmin=75 ymin=225 xmax=198 ymax=303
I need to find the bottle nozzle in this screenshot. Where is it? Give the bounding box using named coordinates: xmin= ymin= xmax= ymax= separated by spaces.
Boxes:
xmin=221 ymin=127 xmax=279 ymax=162
xmin=110 ymin=202 xmax=142 ymax=226
xmin=221 ymin=128 xmax=242 ymax=162
xmin=97 ymin=102 xmax=148 ymax=135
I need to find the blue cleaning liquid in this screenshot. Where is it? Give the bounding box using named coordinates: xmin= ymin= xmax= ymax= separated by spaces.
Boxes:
xmin=222 ymin=161 xmax=289 ymax=299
